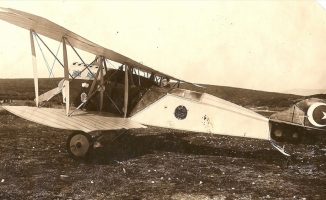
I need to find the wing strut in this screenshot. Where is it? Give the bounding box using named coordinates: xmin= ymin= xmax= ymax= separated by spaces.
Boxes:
xmin=30 ymin=30 xmax=39 ymax=107
xmin=128 ymin=67 xmax=135 ymax=87
xmin=124 ymin=65 xmax=129 ymax=117
xmin=62 ymin=37 xmax=70 ymax=116
xmin=99 ymin=56 xmax=104 ymax=112
xmin=103 ymin=58 xmax=108 ymax=72
xmin=87 ymin=56 xmax=100 ymax=98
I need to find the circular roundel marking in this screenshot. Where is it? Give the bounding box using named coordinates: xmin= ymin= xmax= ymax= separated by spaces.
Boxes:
xmin=307 ymin=102 xmax=326 ymax=127
xmin=174 ymin=105 xmax=187 ymax=120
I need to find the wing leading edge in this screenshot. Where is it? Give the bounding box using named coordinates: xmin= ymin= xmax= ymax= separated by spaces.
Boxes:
xmin=2 ymin=106 xmax=146 ymax=133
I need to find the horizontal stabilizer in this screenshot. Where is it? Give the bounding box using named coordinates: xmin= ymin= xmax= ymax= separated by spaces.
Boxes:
xmin=3 ymin=106 xmax=146 ymax=133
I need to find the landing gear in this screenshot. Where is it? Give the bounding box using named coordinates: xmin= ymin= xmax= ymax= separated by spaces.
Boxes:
xmin=66 ymin=130 xmax=128 ymax=160
xmin=66 ymin=131 xmax=93 ymax=159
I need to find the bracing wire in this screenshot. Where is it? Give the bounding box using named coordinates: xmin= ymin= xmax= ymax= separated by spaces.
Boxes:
xmin=105 ymin=58 xmax=117 ymax=69
xmin=48 ymin=38 xmax=62 ymax=78
xmin=33 ymin=32 xmax=52 ymax=77
xmin=32 ymin=34 xmax=124 ymax=115
xmin=33 ymin=32 xmax=65 ymax=109
xmin=65 ymin=38 xmax=97 ymax=80
xmin=34 ymin=33 xmax=74 ymax=79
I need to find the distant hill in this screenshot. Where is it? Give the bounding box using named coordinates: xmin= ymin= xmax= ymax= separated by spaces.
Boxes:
xmin=282 ymin=88 xmax=326 ymax=96
xmin=180 ymin=83 xmax=305 ymax=109
xmin=307 ymin=93 xmax=326 ymax=99
xmin=0 ymin=78 xmax=61 ymax=100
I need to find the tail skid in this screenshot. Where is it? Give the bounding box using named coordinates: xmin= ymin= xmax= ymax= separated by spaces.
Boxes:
xmin=270 ymin=140 xmax=290 ymax=157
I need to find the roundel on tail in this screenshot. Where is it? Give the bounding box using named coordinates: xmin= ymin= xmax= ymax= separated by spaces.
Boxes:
xmin=307 ymin=103 xmax=326 ymax=128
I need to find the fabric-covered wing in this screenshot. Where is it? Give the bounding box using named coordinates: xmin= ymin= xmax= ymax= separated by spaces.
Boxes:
xmin=3 ymin=106 xmax=146 ymax=133
xmin=0 ymin=7 xmax=182 ymax=81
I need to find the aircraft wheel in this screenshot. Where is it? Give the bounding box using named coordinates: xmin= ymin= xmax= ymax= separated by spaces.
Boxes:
xmin=66 ymin=131 xmax=92 ymax=159
xmin=273 ymin=129 xmax=283 ymax=138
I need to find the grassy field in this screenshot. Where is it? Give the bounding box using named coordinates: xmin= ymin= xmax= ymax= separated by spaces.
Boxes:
xmin=0 ymin=79 xmax=326 ymax=199
xmin=0 ymin=110 xmax=325 ymax=199
xmin=0 ymin=78 xmax=61 ymax=100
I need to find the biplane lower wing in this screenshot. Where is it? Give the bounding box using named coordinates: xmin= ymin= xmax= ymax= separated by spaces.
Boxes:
xmin=2 ymin=106 xmax=146 ymax=133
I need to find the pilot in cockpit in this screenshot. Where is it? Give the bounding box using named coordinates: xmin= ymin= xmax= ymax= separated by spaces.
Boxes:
xmin=160 ymin=77 xmax=171 ymax=88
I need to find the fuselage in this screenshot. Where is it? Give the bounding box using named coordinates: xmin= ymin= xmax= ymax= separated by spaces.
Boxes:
xmin=67 ymin=65 xmax=270 ymax=141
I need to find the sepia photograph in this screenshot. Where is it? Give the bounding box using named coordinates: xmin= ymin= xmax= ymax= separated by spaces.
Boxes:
xmin=0 ymin=1 xmax=325 ymax=199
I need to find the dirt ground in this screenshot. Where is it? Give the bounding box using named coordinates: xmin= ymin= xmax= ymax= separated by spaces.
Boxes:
xmin=0 ymin=107 xmax=326 ymax=199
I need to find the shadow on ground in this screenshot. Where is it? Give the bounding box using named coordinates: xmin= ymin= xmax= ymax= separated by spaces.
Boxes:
xmin=86 ymin=130 xmax=288 ymax=165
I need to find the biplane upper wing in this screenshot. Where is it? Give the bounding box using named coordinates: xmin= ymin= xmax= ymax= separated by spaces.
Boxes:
xmin=0 ymin=7 xmax=184 ymax=82
xmin=2 ymin=106 xmax=146 ymax=133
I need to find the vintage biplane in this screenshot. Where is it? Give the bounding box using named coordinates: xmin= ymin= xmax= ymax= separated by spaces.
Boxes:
xmin=0 ymin=7 xmax=312 ymax=159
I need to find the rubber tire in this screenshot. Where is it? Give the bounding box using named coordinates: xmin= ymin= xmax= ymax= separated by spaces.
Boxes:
xmin=66 ymin=131 xmax=92 ymax=160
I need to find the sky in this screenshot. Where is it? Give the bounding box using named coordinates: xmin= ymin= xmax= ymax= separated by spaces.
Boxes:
xmin=0 ymin=1 xmax=326 ymax=95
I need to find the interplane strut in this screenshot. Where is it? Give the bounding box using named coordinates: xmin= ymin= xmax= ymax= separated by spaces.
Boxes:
xmin=29 ymin=30 xmax=39 ymax=107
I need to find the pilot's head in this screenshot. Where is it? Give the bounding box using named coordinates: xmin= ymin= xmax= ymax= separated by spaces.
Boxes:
xmin=160 ymin=77 xmax=170 ymax=87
